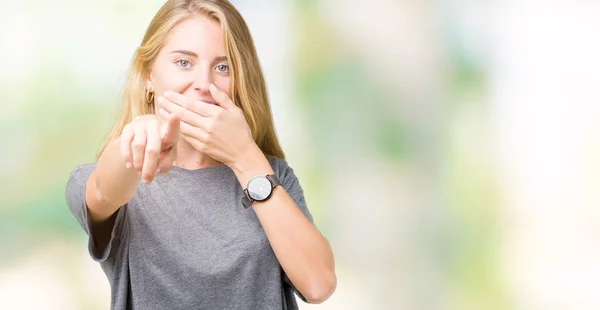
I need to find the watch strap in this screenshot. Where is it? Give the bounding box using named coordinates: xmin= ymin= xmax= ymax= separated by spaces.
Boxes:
xmin=242 ymin=191 xmax=252 ymax=208
xmin=266 ymin=174 xmax=281 ymax=188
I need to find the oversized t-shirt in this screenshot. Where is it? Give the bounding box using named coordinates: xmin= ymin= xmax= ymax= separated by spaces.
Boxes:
xmin=65 ymin=157 xmax=313 ymax=309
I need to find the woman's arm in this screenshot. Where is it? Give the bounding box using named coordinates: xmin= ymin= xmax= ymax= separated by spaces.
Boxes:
xmin=86 ymin=114 xmax=180 ymax=252
xmin=231 ymin=146 xmax=337 ymax=304
xmin=85 ymin=137 xmax=141 ymax=252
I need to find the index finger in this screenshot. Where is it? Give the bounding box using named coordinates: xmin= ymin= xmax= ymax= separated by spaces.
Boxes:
xmin=161 ymin=114 xmax=180 ymax=148
xmin=163 ymin=91 xmax=222 ymax=117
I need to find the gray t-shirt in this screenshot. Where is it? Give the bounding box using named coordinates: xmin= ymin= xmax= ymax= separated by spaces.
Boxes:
xmin=65 ymin=157 xmax=313 ymax=310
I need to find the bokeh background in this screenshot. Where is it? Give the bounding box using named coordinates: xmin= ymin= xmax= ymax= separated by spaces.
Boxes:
xmin=1 ymin=0 xmax=600 ymax=309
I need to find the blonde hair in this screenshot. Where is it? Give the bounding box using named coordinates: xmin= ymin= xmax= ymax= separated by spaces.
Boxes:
xmin=96 ymin=0 xmax=285 ymax=160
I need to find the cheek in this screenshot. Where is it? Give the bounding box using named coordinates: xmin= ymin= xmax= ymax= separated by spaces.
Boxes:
xmin=212 ymin=75 xmax=232 ymax=98
xmin=151 ymin=64 xmax=194 ymax=96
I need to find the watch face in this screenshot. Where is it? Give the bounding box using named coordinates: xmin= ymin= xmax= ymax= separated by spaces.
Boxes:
xmin=248 ymin=176 xmax=272 ymax=201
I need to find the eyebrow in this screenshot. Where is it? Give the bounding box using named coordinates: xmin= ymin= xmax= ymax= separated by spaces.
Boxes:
xmin=169 ymin=50 xmax=228 ymax=62
xmin=170 ymin=50 xmax=198 ymax=57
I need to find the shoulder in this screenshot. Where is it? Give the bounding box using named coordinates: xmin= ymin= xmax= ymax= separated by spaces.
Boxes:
xmin=266 ymin=156 xmax=293 ymax=177
xmin=68 ymin=163 xmax=97 ymax=184
xmin=266 ymin=156 xmax=304 ymax=187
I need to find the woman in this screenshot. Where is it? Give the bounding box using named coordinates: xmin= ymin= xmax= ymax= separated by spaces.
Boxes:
xmin=65 ymin=0 xmax=336 ymax=309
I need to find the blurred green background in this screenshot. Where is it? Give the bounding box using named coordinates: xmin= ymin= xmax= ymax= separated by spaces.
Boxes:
xmin=1 ymin=1 xmax=600 ymax=309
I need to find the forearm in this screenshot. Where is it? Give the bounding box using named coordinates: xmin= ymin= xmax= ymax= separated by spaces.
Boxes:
xmin=231 ymin=149 xmax=336 ymax=303
xmin=255 ymin=189 xmax=336 ymax=302
xmin=87 ymin=137 xmax=141 ymax=221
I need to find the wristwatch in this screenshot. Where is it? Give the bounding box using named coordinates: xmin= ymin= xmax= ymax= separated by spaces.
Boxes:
xmin=242 ymin=174 xmax=281 ymax=208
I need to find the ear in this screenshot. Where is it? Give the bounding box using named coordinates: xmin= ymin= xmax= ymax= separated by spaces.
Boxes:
xmin=146 ymin=73 xmax=154 ymax=92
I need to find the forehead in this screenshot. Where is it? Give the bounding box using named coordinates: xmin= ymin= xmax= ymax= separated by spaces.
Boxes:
xmin=163 ymin=14 xmax=225 ymax=54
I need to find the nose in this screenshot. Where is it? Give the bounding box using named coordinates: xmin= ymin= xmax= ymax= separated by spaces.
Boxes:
xmin=191 ymin=64 xmax=212 ymax=97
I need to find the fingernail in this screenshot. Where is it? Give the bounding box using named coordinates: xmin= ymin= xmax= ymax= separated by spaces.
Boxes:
xmin=125 ymin=162 xmax=131 ymax=169
xmin=159 ymin=108 xmax=165 ymax=115
xmin=157 ymin=96 xmax=164 ymax=103
xmin=156 ymin=168 xmax=161 ymax=174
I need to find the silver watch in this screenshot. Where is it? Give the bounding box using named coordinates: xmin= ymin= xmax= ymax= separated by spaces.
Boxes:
xmin=242 ymin=174 xmax=281 ymax=208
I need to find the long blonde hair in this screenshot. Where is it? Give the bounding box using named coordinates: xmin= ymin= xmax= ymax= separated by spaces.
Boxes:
xmin=97 ymin=0 xmax=285 ymax=160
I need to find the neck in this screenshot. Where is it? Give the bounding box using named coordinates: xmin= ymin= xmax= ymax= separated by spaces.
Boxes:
xmin=173 ymin=137 xmax=222 ymax=170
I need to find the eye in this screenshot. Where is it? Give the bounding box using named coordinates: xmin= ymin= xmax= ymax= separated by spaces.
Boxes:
xmin=176 ymin=59 xmax=191 ymax=68
xmin=215 ymin=64 xmax=229 ymax=73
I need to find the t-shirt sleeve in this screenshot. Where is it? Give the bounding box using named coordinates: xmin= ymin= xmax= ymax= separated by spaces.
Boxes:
xmin=275 ymin=159 xmax=314 ymax=224
xmin=273 ymin=158 xmax=315 ymax=303
xmin=65 ymin=163 xmax=127 ymax=262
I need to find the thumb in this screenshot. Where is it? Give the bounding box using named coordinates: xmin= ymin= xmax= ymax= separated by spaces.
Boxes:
xmin=161 ymin=114 xmax=180 ymax=148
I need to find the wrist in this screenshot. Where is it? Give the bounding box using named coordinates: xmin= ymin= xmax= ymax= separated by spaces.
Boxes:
xmin=231 ymin=145 xmax=274 ymax=187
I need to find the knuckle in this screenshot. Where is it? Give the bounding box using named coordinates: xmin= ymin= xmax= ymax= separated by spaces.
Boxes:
xmin=131 ymin=141 xmax=145 ymax=150
xmin=215 ymin=110 xmax=225 ymax=120
xmin=200 ymin=131 xmax=211 ymax=142
xmin=145 ymin=148 xmax=159 ymax=157
xmin=191 ymin=140 xmax=203 ymax=150
xmin=206 ymin=124 xmax=215 ymax=134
